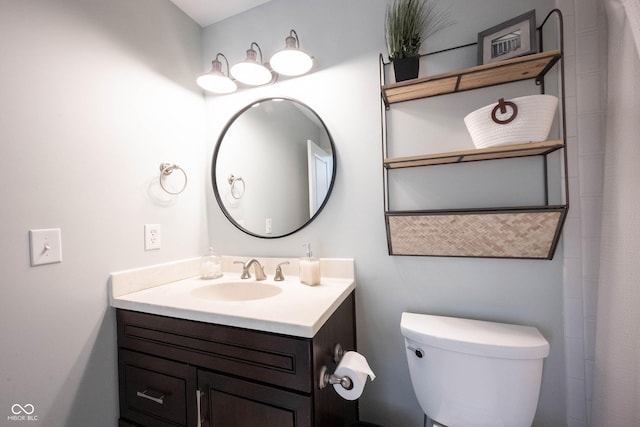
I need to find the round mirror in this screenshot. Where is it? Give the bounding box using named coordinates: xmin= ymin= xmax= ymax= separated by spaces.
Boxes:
xmin=212 ymin=97 xmax=336 ymax=238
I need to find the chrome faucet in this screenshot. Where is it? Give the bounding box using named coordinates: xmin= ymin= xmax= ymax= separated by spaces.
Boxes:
xmin=235 ymin=258 xmax=267 ymax=281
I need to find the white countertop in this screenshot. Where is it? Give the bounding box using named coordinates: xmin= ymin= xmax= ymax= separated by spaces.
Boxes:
xmin=109 ymin=257 xmax=355 ymax=338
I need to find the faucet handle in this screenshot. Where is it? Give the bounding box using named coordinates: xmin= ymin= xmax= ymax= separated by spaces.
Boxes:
xmin=233 ymin=260 xmax=251 ymax=279
xmin=274 ymin=261 xmax=290 ymax=281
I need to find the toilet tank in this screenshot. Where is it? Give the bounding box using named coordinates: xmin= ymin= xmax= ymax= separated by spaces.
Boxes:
xmin=400 ymin=313 xmax=549 ymax=427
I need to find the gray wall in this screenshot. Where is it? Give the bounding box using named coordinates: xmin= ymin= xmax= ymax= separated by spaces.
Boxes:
xmin=203 ymin=1 xmax=566 ymax=426
xmin=0 ymin=1 xmax=205 ymax=425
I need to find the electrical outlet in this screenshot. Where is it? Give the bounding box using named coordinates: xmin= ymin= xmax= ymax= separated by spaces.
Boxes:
xmin=144 ymin=224 xmax=161 ymax=250
xmin=29 ymin=228 xmax=62 ymax=266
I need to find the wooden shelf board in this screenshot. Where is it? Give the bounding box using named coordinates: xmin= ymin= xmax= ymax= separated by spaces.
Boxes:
xmin=382 ymin=50 xmax=561 ymax=105
xmin=384 ymin=140 xmax=564 ymax=169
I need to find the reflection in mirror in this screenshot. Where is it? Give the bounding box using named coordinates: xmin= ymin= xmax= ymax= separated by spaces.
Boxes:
xmin=212 ymin=98 xmax=336 ymax=238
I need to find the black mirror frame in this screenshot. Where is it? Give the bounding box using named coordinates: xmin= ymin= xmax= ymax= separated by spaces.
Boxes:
xmin=211 ymin=97 xmax=337 ymax=239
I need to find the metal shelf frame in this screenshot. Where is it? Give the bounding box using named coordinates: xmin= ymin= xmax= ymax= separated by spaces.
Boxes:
xmin=379 ymin=9 xmax=568 ymax=259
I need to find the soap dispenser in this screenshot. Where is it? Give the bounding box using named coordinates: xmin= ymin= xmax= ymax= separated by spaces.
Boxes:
xmin=201 ymin=246 xmax=222 ymax=279
xmin=299 ymin=243 xmax=320 ymax=286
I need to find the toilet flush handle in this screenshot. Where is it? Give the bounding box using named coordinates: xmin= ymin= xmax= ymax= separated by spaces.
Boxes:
xmin=407 ymin=345 xmax=424 ymax=358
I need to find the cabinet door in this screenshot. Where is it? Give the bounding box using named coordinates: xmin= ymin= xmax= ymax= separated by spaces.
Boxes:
xmin=119 ymin=349 xmax=197 ymax=427
xmin=197 ymin=370 xmax=312 ymax=427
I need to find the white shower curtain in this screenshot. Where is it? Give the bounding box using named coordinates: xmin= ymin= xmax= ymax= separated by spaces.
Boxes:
xmin=591 ymin=0 xmax=640 ymax=426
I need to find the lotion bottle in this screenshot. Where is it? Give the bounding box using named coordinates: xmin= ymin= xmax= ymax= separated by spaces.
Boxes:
xmin=299 ymin=243 xmax=321 ymax=286
xmin=201 ymin=246 xmax=222 ymax=279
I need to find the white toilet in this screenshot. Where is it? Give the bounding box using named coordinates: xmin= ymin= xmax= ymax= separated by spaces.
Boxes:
xmin=400 ymin=312 xmax=549 ymax=427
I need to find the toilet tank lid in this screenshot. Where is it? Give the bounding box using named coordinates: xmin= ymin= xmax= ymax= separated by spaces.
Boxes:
xmin=401 ymin=313 xmax=550 ymax=359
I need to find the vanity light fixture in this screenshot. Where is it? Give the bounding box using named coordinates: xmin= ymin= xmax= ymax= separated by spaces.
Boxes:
xmin=270 ymin=30 xmax=313 ymax=76
xmin=199 ymin=31 xmax=314 ymax=94
xmin=197 ymin=53 xmax=237 ymax=94
xmin=230 ymin=42 xmax=273 ymax=86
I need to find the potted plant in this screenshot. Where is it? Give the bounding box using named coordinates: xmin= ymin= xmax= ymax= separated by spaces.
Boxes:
xmin=385 ymin=0 xmax=453 ymax=82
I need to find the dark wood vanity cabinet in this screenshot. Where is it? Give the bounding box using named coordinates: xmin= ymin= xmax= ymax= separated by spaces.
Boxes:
xmin=116 ymin=292 xmax=357 ymax=427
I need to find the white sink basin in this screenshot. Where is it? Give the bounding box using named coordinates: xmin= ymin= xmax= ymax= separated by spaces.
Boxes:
xmin=191 ymin=281 xmax=282 ymax=302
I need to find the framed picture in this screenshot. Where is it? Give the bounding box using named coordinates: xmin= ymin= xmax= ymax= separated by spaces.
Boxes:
xmin=477 ymin=10 xmax=537 ymax=65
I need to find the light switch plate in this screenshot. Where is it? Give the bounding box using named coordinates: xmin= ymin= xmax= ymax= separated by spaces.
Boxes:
xmin=29 ymin=228 xmax=62 ymax=266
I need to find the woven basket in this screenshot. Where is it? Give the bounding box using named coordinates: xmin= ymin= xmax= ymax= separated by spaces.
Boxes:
xmin=464 ymin=95 xmax=558 ymax=149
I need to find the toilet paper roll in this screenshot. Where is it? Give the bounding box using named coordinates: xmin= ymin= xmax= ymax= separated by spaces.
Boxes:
xmin=332 ymin=351 xmax=375 ymax=400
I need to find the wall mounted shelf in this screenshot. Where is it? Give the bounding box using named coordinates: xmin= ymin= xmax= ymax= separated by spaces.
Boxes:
xmin=380 ymin=9 xmax=568 ymax=259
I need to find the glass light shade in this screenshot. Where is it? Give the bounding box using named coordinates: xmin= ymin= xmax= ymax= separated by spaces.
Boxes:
xmin=197 ymin=57 xmax=237 ymax=94
xmin=231 ymin=44 xmax=272 ymax=86
xmin=270 ymin=49 xmax=313 ymax=76
xmin=197 ymin=73 xmax=237 ymax=94
xmin=231 ymin=61 xmax=272 ymax=86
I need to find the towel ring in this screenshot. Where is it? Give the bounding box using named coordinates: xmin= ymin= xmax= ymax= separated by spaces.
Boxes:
xmin=159 ymin=163 xmax=187 ymax=195
xmin=227 ymin=174 xmax=245 ymax=199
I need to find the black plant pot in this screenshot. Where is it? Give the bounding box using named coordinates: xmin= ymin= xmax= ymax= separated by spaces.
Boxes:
xmin=393 ymin=56 xmax=419 ymax=82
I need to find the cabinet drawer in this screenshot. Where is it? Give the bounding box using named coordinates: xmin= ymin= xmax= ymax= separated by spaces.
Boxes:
xmin=117 ymin=310 xmax=312 ymax=393
xmin=119 ymin=349 xmax=197 ymax=427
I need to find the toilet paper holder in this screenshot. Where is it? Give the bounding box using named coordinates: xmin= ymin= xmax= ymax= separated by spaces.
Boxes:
xmin=318 ymin=344 xmax=353 ymax=390
xmin=319 ymin=365 xmax=353 ymax=390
